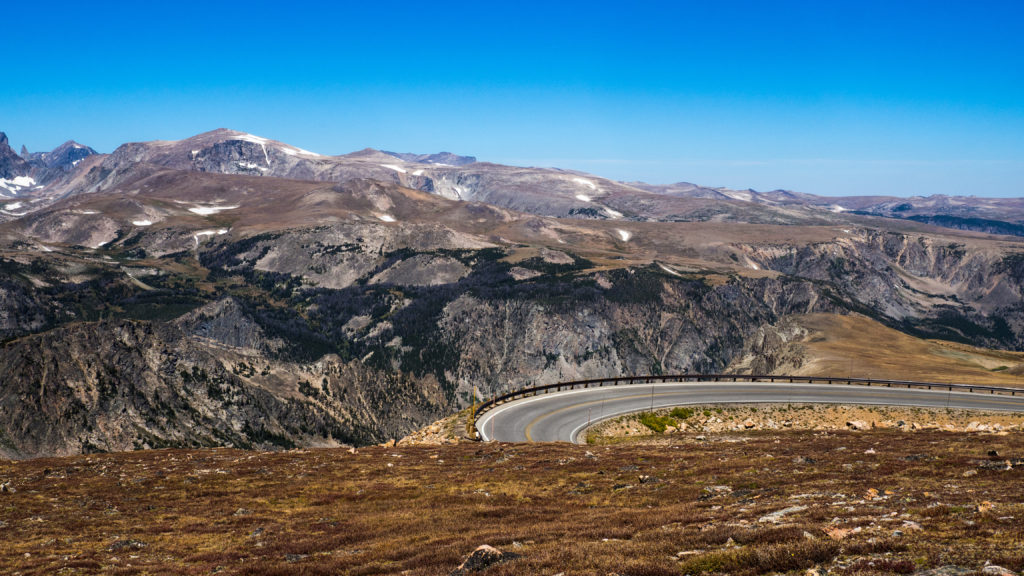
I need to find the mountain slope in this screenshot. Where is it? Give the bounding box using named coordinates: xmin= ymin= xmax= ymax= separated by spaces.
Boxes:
xmin=3 ymin=129 xmax=1024 ymax=457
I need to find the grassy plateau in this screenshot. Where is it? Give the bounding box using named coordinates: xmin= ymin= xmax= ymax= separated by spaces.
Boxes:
xmin=2 ymin=430 xmax=1023 ymax=575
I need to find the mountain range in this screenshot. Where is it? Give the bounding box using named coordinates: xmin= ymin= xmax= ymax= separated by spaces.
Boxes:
xmin=1 ymin=128 xmax=1023 ymax=458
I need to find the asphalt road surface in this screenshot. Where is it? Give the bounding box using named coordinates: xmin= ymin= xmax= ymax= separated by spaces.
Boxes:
xmin=474 ymin=381 xmax=1024 ymax=443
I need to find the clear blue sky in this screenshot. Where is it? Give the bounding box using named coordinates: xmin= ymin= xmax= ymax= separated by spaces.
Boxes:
xmin=3 ymin=0 xmax=1023 ymax=197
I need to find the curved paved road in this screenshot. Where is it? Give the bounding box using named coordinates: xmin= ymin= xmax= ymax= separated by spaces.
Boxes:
xmin=475 ymin=382 xmax=1024 ymax=443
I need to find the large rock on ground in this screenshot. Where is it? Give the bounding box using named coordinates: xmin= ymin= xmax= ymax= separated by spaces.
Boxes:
xmin=449 ymin=544 xmax=520 ymax=575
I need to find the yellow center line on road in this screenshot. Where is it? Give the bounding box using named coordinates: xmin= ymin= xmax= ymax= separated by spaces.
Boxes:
xmin=519 ymin=386 xmax=1024 ymax=442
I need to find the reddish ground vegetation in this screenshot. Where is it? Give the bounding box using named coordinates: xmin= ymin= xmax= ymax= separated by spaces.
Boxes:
xmin=1 ymin=430 xmax=1022 ymax=575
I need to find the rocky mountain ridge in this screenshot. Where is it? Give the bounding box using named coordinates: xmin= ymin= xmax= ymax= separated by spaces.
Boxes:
xmin=5 ymin=128 xmax=1024 ymax=236
xmin=2 ymin=128 xmax=1024 ymax=458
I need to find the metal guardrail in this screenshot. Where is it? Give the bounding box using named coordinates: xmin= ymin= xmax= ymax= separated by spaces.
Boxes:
xmin=468 ymin=373 xmax=1024 ymax=439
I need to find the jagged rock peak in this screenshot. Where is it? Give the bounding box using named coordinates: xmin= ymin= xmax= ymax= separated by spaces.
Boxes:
xmin=0 ymin=131 xmax=31 ymax=179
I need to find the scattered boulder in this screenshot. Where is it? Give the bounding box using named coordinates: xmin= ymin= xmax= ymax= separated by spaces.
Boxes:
xmin=914 ymin=567 xmax=973 ymax=576
xmin=846 ymin=420 xmax=870 ymax=431
xmin=0 ymin=481 xmax=14 ymax=494
xmin=982 ymin=564 xmax=1017 ymax=576
xmin=108 ymin=539 xmax=146 ymax=552
xmin=824 ymin=526 xmax=861 ymax=541
xmin=758 ymin=505 xmax=807 ymax=523
xmin=449 ymin=545 xmax=520 ymax=575
xmin=743 ymin=419 xmax=756 ymax=429
xmin=677 ymin=550 xmax=701 ymax=558
xmin=902 ymin=520 xmax=923 ymax=531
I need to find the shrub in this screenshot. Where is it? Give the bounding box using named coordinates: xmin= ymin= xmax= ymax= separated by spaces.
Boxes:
xmin=638 ymin=412 xmax=676 ymax=433
xmin=670 ymin=406 xmax=694 ymax=420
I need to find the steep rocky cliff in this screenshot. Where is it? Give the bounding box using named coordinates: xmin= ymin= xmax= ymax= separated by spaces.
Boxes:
xmin=3 ymin=136 xmax=1024 ymax=458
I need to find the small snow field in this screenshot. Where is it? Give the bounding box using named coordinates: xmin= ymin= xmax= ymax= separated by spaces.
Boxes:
xmin=0 ymin=176 xmax=37 ymax=195
xmin=280 ymin=146 xmax=322 ymax=157
xmin=572 ymin=177 xmax=597 ymax=190
xmin=234 ymin=134 xmax=269 ymax=145
xmin=193 ymin=229 xmax=229 ymax=246
xmin=616 ymin=229 xmax=631 ymax=242
xmin=412 ymin=169 xmax=424 ymax=176
xmin=189 ymin=205 xmax=239 ymax=216
xmin=658 ymin=263 xmax=682 ymax=277
xmin=604 ymin=207 xmax=624 ymax=219
xmin=132 ymin=220 xmax=153 ymax=226
xmin=377 ymin=214 xmax=397 ymax=222
xmin=721 ymin=190 xmax=754 ymax=202
xmin=4 ymin=202 xmax=23 ymax=211
xmin=381 ymin=164 xmax=407 ymax=174
xmin=575 ymin=194 xmax=592 ymax=202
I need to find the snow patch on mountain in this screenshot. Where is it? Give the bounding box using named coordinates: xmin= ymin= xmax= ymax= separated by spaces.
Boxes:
xmin=193 ymin=228 xmax=229 ymax=246
xmin=573 ymin=177 xmax=597 ymax=190
xmin=280 ymin=146 xmax=322 ymax=157
xmin=381 ymin=164 xmax=407 ymax=174
xmin=721 ymin=189 xmax=753 ymax=202
xmin=659 ymin=263 xmax=682 ymax=276
xmin=0 ymin=176 xmax=37 ymax=195
xmin=189 ymin=205 xmax=239 ymax=216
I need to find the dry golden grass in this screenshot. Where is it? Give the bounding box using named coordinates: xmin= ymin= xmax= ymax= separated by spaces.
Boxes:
xmin=1 ymin=432 xmax=1023 ymax=575
xmin=783 ymin=314 xmax=1024 ymax=387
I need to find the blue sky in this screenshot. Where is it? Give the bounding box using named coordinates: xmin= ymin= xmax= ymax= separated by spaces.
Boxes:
xmin=3 ymin=1 xmax=1023 ymax=196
